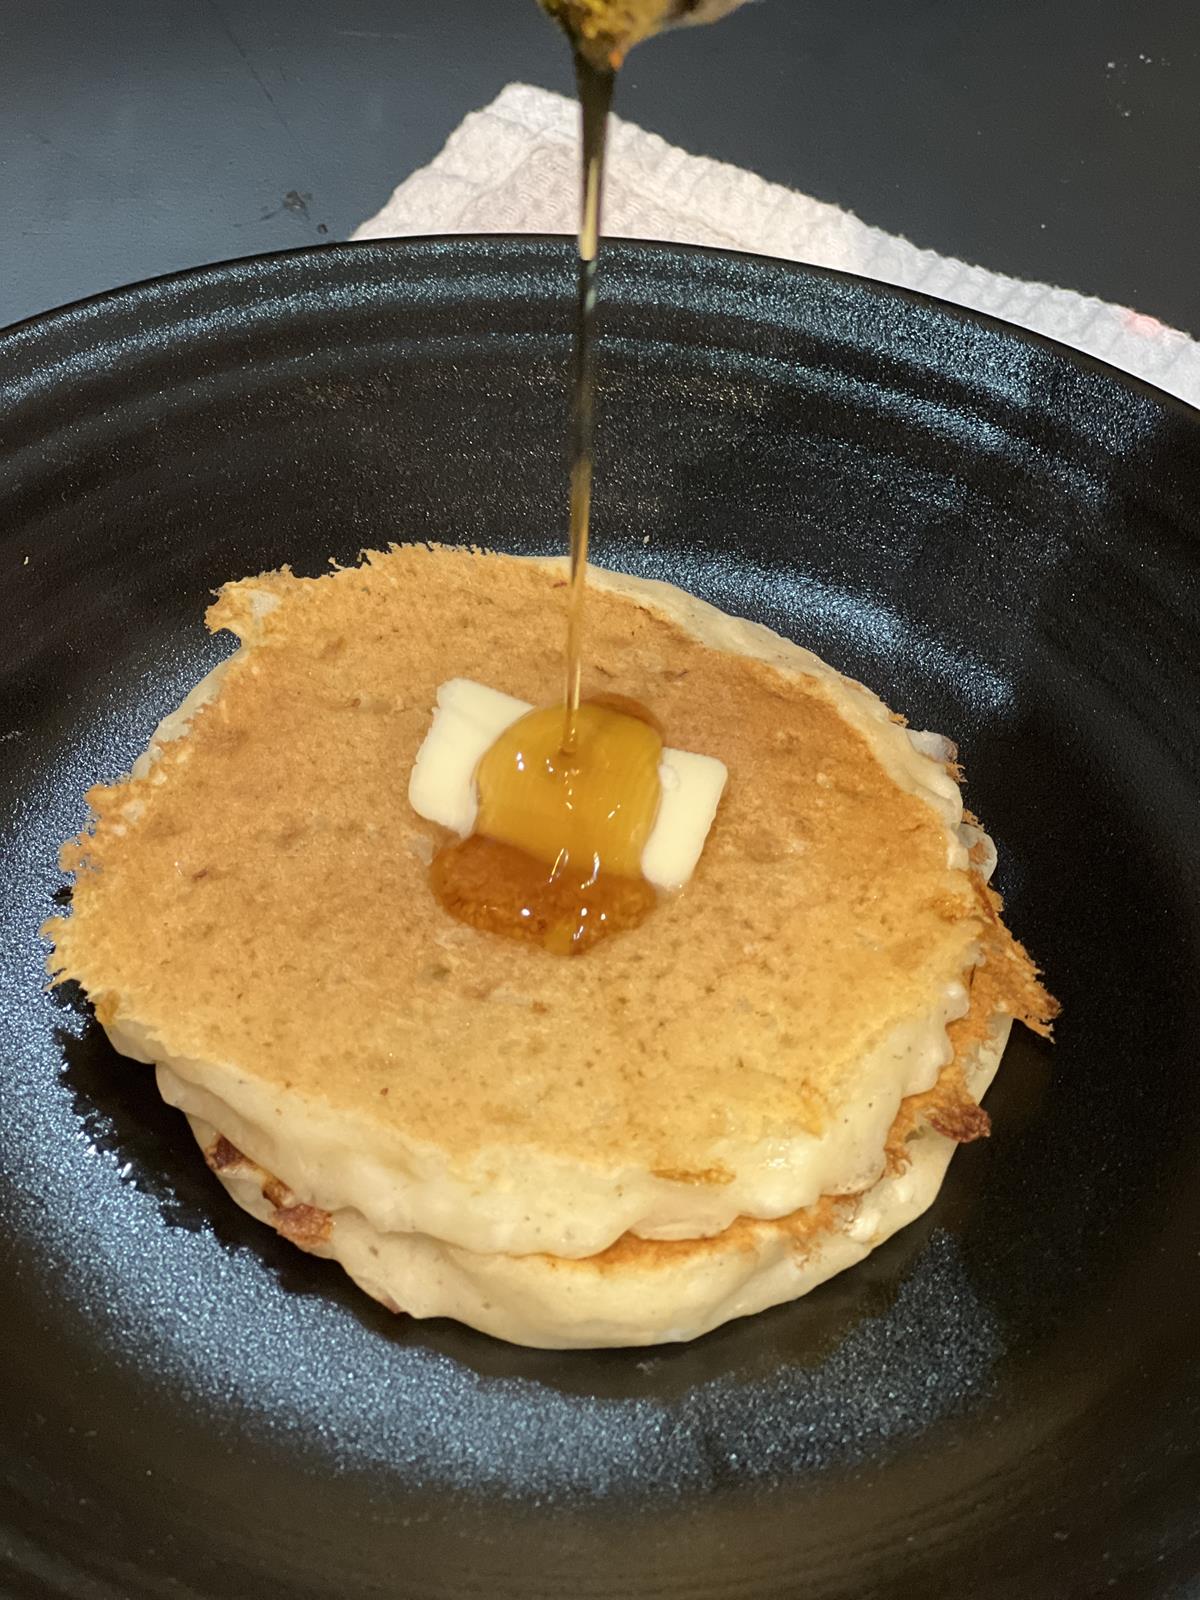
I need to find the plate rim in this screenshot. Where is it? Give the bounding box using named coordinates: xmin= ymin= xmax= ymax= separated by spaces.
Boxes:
xmin=1 ymin=232 xmax=1197 ymax=429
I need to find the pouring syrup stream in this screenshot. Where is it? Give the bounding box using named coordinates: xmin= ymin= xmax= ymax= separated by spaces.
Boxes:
xmin=562 ymin=52 xmax=615 ymax=755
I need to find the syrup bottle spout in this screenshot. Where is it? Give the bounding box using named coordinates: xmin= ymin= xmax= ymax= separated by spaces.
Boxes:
xmin=538 ymin=0 xmax=751 ymax=69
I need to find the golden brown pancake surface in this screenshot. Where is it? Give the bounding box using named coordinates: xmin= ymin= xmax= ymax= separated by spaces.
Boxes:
xmin=46 ymin=546 xmax=1053 ymax=1261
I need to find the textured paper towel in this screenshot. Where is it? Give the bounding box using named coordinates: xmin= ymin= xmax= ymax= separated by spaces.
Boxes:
xmin=354 ymin=83 xmax=1200 ymax=408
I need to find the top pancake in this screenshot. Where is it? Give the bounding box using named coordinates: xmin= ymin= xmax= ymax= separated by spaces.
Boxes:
xmin=47 ymin=545 xmax=1039 ymax=1257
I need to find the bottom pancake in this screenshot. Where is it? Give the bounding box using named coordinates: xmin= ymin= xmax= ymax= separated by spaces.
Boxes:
xmin=176 ymin=1016 xmax=1008 ymax=1349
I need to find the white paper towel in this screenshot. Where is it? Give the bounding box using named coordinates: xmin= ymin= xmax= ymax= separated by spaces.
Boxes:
xmin=354 ymin=82 xmax=1200 ymax=409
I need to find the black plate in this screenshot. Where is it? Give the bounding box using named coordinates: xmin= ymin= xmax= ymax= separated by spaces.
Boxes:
xmin=2 ymin=238 xmax=1199 ymax=1599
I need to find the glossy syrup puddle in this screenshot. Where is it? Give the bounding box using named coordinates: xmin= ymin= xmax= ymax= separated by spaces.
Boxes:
xmin=431 ymin=697 xmax=662 ymax=954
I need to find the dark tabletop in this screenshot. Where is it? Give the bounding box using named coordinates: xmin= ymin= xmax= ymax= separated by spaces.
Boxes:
xmin=2 ymin=0 xmax=1199 ymax=337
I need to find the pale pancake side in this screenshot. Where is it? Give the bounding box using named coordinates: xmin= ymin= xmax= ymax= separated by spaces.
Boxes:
xmin=183 ymin=1013 xmax=1010 ymax=1349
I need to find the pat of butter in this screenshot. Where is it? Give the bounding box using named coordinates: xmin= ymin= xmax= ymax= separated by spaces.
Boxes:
xmin=408 ymin=678 xmax=727 ymax=891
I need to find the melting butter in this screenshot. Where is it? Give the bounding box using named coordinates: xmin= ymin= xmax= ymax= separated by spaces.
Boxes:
xmin=409 ymin=678 xmax=727 ymax=892
xmin=409 ymin=678 xmax=728 ymax=954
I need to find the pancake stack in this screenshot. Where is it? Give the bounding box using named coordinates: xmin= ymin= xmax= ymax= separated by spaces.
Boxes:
xmin=45 ymin=545 xmax=1055 ymax=1347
